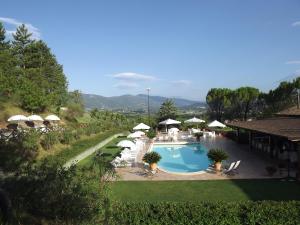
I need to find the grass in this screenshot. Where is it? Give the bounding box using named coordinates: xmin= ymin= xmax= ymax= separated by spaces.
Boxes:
xmin=110 ymin=180 xmax=300 ymax=202
xmin=78 ymin=135 xmax=128 ymax=167
xmin=47 ymin=130 xmax=123 ymax=163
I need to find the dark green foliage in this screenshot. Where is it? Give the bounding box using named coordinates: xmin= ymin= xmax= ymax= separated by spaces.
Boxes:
xmin=146 ymin=129 xmax=156 ymax=139
xmin=59 ymin=129 xmax=75 ymax=145
xmin=40 ymin=131 xmax=60 ymax=150
xmin=0 ymin=23 xmax=68 ymax=112
xmin=142 ymin=152 xmax=161 ymax=164
xmin=206 ymin=88 xmax=233 ymax=121
xmin=22 ymin=130 xmax=40 ymax=153
xmin=194 ymin=132 xmax=203 ymax=141
xmin=110 ymin=201 xmax=300 ymax=225
xmin=0 ymin=130 xmax=40 ymax=172
xmin=1 ymin=161 xmax=105 ymax=224
xmin=207 ymin=148 xmax=228 ymax=163
xmin=158 ymin=99 xmax=177 ymax=121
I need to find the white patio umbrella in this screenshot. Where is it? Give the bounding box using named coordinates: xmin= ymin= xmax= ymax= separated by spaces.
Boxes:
xmin=184 ymin=117 xmax=205 ymax=123
xmin=117 ymin=140 xmax=136 ymax=149
xmin=45 ymin=115 xmax=60 ymax=121
xmin=133 ymin=123 xmax=150 ymax=130
xmin=7 ymin=115 xmax=28 ymax=123
xmin=159 ymin=118 xmax=181 ymax=132
xmin=185 ymin=117 xmax=205 ymax=128
xmin=27 ymin=115 xmax=44 ymax=122
xmin=208 ymin=120 xmax=226 ymax=128
xmin=127 ymin=132 xmax=142 ymax=138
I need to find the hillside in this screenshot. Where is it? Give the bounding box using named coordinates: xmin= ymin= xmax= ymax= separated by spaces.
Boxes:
xmin=82 ymin=93 xmax=206 ymax=111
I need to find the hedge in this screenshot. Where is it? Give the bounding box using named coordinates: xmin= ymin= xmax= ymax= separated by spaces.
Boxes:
xmin=110 ymin=201 xmax=300 ymax=225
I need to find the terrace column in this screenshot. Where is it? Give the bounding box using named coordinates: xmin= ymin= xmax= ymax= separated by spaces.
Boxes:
xmin=249 ymin=131 xmax=253 ymax=150
xmin=297 ymin=145 xmax=300 ymax=181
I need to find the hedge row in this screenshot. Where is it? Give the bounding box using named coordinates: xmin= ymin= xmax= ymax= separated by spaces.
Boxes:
xmin=110 ymin=201 xmax=300 ymax=225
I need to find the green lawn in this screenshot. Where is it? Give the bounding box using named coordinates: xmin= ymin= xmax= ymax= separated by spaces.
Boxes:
xmin=47 ymin=130 xmax=123 ymax=163
xmin=78 ymin=135 xmax=127 ymax=167
xmin=110 ymin=180 xmax=300 ymax=202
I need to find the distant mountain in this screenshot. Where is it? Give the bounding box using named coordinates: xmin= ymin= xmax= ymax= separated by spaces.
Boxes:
xmin=82 ymin=93 xmax=206 ymax=112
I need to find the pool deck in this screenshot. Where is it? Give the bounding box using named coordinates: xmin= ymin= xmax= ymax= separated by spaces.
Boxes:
xmin=115 ymin=136 xmax=284 ymax=181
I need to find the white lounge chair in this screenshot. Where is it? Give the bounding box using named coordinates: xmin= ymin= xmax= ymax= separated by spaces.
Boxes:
xmin=232 ymin=160 xmax=241 ymax=174
xmin=222 ymin=162 xmax=235 ymax=174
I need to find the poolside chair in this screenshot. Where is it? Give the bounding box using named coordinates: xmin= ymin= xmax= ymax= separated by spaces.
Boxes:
xmin=232 ymin=160 xmax=241 ymax=174
xmin=222 ymin=162 xmax=235 ymax=175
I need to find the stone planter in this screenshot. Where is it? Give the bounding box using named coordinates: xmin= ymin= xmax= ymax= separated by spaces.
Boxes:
xmin=215 ymin=162 xmax=222 ymax=171
xmin=150 ymin=163 xmax=157 ymax=171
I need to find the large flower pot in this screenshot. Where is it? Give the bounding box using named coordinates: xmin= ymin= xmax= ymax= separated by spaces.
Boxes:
xmin=215 ymin=162 xmax=222 ymax=171
xmin=150 ymin=163 xmax=157 ymax=171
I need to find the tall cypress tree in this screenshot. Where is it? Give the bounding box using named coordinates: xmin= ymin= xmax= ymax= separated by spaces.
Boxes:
xmin=0 ymin=22 xmax=9 ymax=49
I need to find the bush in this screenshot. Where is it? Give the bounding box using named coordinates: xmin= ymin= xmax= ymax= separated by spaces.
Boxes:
xmin=142 ymin=152 xmax=161 ymax=164
xmin=146 ymin=129 xmax=156 ymax=139
xmin=40 ymin=131 xmax=60 ymax=150
xmin=110 ymin=201 xmax=300 ymax=225
xmin=207 ymin=148 xmax=228 ymax=163
xmin=59 ymin=129 xmax=75 ymax=145
xmin=22 ymin=130 xmax=40 ymax=153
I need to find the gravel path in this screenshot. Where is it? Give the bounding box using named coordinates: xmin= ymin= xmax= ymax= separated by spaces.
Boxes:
xmin=64 ymin=133 xmax=124 ymax=168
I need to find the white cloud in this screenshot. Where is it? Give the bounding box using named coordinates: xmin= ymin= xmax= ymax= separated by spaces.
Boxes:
xmin=114 ymin=81 xmax=139 ymax=89
xmin=171 ymin=80 xmax=191 ymax=86
xmin=112 ymin=72 xmax=156 ymax=81
xmin=0 ymin=17 xmax=41 ymax=40
xmin=286 ymin=60 xmax=300 ymax=65
xmin=291 ymin=21 xmax=300 ymax=27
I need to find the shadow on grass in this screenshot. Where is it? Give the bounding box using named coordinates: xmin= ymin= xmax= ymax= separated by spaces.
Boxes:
xmin=229 ymin=179 xmax=300 ymax=201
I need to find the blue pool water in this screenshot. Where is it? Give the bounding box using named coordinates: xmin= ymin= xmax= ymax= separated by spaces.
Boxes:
xmin=153 ymin=144 xmax=211 ymax=173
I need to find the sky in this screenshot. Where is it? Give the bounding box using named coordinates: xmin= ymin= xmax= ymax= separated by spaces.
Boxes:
xmin=1 ymin=0 xmax=300 ymax=101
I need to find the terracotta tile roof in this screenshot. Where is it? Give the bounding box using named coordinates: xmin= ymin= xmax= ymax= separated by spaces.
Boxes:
xmin=226 ymin=117 xmax=300 ymax=141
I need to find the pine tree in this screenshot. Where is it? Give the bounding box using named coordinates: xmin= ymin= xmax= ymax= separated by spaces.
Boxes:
xmin=0 ymin=22 xmax=9 ymax=49
xmin=12 ymin=24 xmax=33 ymax=69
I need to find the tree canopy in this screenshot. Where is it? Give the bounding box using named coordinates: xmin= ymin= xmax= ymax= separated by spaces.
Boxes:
xmin=0 ymin=22 xmax=68 ymax=113
xmin=158 ymin=99 xmax=177 ymax=121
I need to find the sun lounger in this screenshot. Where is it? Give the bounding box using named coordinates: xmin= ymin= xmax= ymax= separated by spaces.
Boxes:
xmin=222 ymin=162 xmax=235 ymax=174
xmin=232 ymin=160 xmax=241 ymax=174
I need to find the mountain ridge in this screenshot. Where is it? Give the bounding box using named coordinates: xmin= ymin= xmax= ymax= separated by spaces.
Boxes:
xmin=82 ymin=93 xmax=206 ymax=111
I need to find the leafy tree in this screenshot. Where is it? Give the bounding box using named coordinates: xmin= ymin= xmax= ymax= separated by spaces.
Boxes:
xmin=231 ymin=87 xmax=260 ymax=120
xmin=158 ymin=99 xmax=177 ymax=121
xmin=206 ymin=88 xmax=232 ymax=121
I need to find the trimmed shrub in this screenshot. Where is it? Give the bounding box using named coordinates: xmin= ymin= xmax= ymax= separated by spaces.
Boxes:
xmin=110 ymin=201 xmax=300 ymax=225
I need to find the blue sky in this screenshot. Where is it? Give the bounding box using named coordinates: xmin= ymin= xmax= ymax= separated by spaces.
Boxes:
xmin=1 ymin=0 xmax=300 ymax=101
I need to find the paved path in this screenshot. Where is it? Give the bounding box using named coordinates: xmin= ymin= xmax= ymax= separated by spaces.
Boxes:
xmin=64 ymin=133 xmax=124 ymax=168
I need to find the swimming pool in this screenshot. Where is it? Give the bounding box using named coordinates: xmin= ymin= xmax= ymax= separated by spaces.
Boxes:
xmin=152 ymin=144 xmax=211 ymax=174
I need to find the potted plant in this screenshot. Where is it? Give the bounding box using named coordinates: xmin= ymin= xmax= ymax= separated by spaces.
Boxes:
xmin=194 ymin=132 xmax=203 ymax=142
xmin=265 ymin=166 xmax=277 ymax=176
xmin=143 ymin=152 xmax=161 ymax=171
xmin=207 ymin=148 xmax=228 ymax=171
